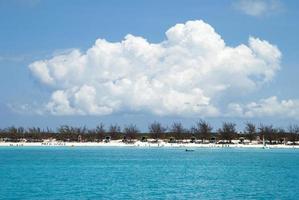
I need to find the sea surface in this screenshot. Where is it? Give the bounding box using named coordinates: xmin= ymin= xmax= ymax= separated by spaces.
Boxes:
xmin=0 ymin=147 xmax=298 ymax=200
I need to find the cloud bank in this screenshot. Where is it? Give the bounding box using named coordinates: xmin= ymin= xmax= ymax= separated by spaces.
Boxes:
xmin=233 ymin=0 xmax=283 ymax=17
xmin=228 ymin=96 xmax=299 ymax=119
xmin=29 ymin=20 xmax=287 ymax=118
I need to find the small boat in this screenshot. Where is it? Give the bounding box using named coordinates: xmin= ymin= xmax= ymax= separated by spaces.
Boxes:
xmin=185 ymin=149 xmax=194 ymax=152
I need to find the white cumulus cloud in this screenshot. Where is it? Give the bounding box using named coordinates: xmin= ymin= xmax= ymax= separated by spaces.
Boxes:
xmin=233 ymin=0 xmax=283 ymax=17
xmin=227 ymin=96 xmax=299 ymax=119
xmin=29 ymin=20 xmax=282 ymax=117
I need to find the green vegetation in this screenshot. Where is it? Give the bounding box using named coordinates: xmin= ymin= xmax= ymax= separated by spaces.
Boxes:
xmin=0 ymin=121 xmax=299 ymax=144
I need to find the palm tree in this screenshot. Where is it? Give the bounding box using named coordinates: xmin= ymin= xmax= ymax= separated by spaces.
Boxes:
xmin=95 ymin=123 xmax=105 ymax=142
xmin=191 ymin=120 xmax=212 ymax=143
xmin=244 ymin=122 xmax=256 ymax=142
xmin=218 ymin=122 xmax=237 ymax=143
xmin=109 ymin=124 xmax=121 ymax=140
xmin=170 ymin=122 xmax=186 ymax=140
xmin=288 ymin=125 xmax=299 ymax=145
xmin=259 ymin=124 xmax=277 ymax=144
xmin=123 ymin=124 xmax=139 ymax=142
xmin=148 ymin=121 xmax=167 ymax=141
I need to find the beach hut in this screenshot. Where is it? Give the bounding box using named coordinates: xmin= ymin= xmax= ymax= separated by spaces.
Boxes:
xmin=104 ymin=136 xmax=111 ymax=143
xmin=210 ymin=136 xmax=216 ymax=144
xmin=122 ymin=135 xmax=128 ymax=143
xmin=78 ymin=135 xmax=82 ymax=142
xmin=190 ymin=136 xmax=196 ymax=143
xmin=239 ymin=137 xmax=245 ymax=144
xmin=256 ymin=136 xmax=261 ymax=144
xmin=169 ymin=137 xmax=176 ymax=143
xmin=141 ymin=136 xmax=147 ymax=142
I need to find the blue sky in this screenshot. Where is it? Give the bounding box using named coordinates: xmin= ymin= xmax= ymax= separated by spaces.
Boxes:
xmin=0 ymin=0 xmax=299 ymax=130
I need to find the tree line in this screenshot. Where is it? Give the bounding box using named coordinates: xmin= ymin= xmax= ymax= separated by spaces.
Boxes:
xmin=0 ymin=121 xmax=299 ymax=144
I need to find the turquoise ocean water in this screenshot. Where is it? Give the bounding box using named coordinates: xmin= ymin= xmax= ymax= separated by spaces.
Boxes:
xmin=0 ymin=147 xmax=298 ymax=199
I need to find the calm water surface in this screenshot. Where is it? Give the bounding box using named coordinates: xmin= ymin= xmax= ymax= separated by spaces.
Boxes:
xmin=0 ymin=147 xmax=298 ymax=199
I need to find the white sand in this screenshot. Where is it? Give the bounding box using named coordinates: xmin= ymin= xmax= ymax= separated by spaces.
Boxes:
xmin=0 ymin=141 xmax=298 ymax=149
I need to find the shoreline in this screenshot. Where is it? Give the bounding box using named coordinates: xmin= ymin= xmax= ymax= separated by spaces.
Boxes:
xmin=1 ymin=141 xmax=299 ymax=149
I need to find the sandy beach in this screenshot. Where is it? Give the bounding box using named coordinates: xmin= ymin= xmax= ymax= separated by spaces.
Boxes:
xmin=1 ymin=141 xmax=298 ymax=149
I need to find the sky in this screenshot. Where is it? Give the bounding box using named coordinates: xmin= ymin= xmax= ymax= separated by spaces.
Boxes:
xmin=0 ymin=0 xmax=299 ymax=131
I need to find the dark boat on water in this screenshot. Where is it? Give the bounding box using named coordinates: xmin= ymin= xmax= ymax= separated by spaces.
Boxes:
xmin=185 ymin=149 xmax=195 ymax=152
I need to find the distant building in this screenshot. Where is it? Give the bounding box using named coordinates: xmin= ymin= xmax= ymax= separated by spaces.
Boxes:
xmin=78 ymin=135 xmax=82 ymax=142
xmin=104 ymin=136 xmax=111 ymax=143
